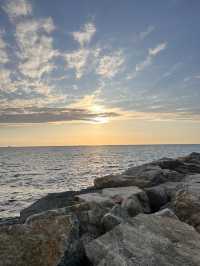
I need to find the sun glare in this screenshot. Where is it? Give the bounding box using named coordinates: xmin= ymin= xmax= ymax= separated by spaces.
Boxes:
xmin=93 ymin=116 xmax=109 ymax=124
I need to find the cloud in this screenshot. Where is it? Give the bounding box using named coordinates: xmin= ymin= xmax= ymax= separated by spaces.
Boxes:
xmin=0 ymin=107 xmax=119 ymax=124
xmin=72 ymin=22 xmax=96 ymax=46
xmin=2 ymin=0 xmax=32 ymax=20
xmin=135 ymin=56 xmax=152 ymax=72
xmin=96 ymin=51 xmax=124 ymax=78
xmin=127 ymin=42 xmax=167 ymax=79
xmin=162 ymin=62 xmax=182 ymax=78
xmin=139 ymin=25 xmax=155 ymax=40
xmin=15 ymin=17 xmax=57 ymax=80
xmin=1 ymin=0 xmax=58 ymax=97
xmin=149 ymin=42 xmax=167 ymax=56
xmin=0 ymin=69 xmax=11 ymax=91
xmin=64 ymin=48 xmax=90 ymax=79
xmin=0 ymin=35 xmax=9 ymax=64
xmin=126 ymin=110 xmax=200 ymax=122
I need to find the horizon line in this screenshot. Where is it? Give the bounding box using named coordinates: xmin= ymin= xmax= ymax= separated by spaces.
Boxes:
xmin=1 ymin=143 xmax=200 ymax=148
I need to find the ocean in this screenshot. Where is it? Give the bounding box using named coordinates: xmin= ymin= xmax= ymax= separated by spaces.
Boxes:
xmin=0 ymin=144 xmax=200 ymax=218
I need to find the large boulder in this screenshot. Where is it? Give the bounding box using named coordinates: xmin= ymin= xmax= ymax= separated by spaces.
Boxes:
xmin=85 ymin=214 xmax=200 ymax=266
xmin=94 ymin=153 xmax=200 ymax=190
xmin=0 ymin=210 xmax=83 ymax=266
xmin=94 ymin=163 xmax=183 ymax=190
xmin=174 ymin=174 xmax=200 ymax=232
xmin=75 ymin=186 xmax=150 ymax=234
xmin=20 ymin=187 xmax=98 ymax=222
xmin=76 ymin=186 xmax=146 ymax=206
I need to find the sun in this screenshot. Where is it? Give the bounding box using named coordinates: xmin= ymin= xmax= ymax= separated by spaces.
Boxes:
xmin=90 ymin=104 xmax=105 ymax=113
xmin=89 ymin=104 xmax=109 ymax=124
xmin=93 ymin=116 xmax=109 ymax=124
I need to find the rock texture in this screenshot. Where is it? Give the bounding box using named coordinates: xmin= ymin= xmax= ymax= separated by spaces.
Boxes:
xmin=174 ymin=174 xmax=200 ymax=232
xmin=0 ymin=211 xmax=81 ymax=266
xmin=85 ymin=214 xmax=200 ymax=266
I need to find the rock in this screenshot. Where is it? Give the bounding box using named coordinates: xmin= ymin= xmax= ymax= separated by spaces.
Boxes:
xmin=121 ymin=190 xmax=150 ymax=216
xmin=75 ymin=187 xmax=150 ymax=236
xmin=0 ymin=210 xmax=82 ymax=266
xmin=145 ymin=185 xmax=169 ymax=212
xmin=76 ymin=186 xmax=146 ymax=208
xmin=76 ymin=192 xmax=114 ymax=207
xmin=94 ymin=153 xmax=200 ymax=190
xmin=20 ymin=187 xmax=98 ymax=222
xmin=94 ymin=174 xmax=135 ymax=189
xmin=179 ymin=152 xmax=200 ymax=164
xmin=101 ymin=213 xmax=123 ymax=231
xmin=86 ymin=203 xmax=109 ymax=236
xmin=173 ymin=174 xmax=200 ymax=232
xmin=0 ymin=216 xmax=20 ymax=226
xmin=94 ymin=163 xmax=183 ymax=190
xmin=110 ymin=204 xmax=128 ymax=218
xmin=155 ymin=208 xmax=178 ymax=219
xmin=85 ymin=214 xmax=200 ymax=266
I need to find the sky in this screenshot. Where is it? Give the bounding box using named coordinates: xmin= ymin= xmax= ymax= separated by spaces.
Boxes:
xmin=0 ymin=0 xmax=200 ymax=146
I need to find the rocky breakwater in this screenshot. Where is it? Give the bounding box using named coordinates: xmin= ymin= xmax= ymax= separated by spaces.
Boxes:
xmin=1 ymin=152 xmax=200 ymax=265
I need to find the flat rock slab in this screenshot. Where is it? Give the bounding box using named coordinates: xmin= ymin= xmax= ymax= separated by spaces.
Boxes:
xmin=76 ymin=186 xmax=143 ymax=205
xmin=102 ymin=186 xmax=142 ymax=198
xmin=85 ymin=214 xmax=200 ymax=266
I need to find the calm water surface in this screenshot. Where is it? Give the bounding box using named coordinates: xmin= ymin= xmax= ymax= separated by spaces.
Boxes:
xmin=0 ymin=144 xmax=200 ymax=218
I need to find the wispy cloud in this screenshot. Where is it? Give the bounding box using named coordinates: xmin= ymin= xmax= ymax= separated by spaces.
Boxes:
xmin=135 ymin=56 xmax=152 ymax=72
xmin=1 ymin=0 xmax=59 ymax=97
xmin=162 ymin=62 xmax=182 ymax=78
xmin=15 ymin=17 xmax=57 ymax=80
xmin=127 ymin=42 xmax=167 ymax=79
xmin=139 ymin=25 xmax=155 ymax=40
xmin=0 ymin=35 xmax=9 ymax=64
xmin=2 ymin=0 xmax=32 ymax=20
xmin=72 ymin=22 xmax=96 ymax=46
xmin=65 ymin=22 xmax=125 ymax=80
xmin=149 ymin=42 xmax=167 ymax=56
xmin=96 ymin=51 xmax=124 ymax=78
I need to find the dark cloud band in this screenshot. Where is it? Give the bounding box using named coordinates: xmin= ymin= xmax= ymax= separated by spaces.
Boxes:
xmin=0 ymin=107 xmax=119 ymax=124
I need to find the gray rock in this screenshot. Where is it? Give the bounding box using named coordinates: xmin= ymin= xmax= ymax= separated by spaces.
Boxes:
xmin=76 ymin=186 xmax=145 ymax=208
xmin=145 ymin=185 xmax=169 ymax=212
xmin=85 ymin=214 xmax=200 ymax=266
xmin=173 ymin=174 xmax=200 ymax=232
xmin=94 ymin=153 xmax=200 ymax=190
xmin=110 ymin=204 xmax=128 ymax=218
xmin=94 ymin=163 xmax=183 ymax=190
xmin=20 ymin=187 xmax=98 ymax=222
xmin=0 ymin=210 xmax=81 ymax=266
xmin=121 ymin=190 xmax=150 ymax=217
xmin=101 ymin=213 xmax=123 ymax=231
xmin=155 ymin=208 xmax=178 ymax=219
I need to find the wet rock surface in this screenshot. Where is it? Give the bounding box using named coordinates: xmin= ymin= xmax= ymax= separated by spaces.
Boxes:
xmin=1 ymin=152 xmax=200 ymax=265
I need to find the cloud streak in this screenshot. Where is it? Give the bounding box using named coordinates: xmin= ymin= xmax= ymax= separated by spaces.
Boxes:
xmin=127 ymin=42 xmax=167 ymax=79
xmin=0 ymin=107 xmax=119 ymax=124
xmin=139 ymin=25 xmax=155 ymax=40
